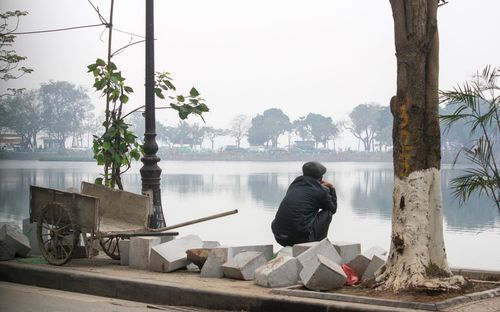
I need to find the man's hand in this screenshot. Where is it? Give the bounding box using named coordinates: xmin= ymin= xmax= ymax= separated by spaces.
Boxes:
xmin=321 ymin=179 xmax=334 ymax=189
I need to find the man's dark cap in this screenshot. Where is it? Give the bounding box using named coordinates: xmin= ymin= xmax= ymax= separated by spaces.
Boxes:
xmin=302 ymin=161 xmax=326 ymax=179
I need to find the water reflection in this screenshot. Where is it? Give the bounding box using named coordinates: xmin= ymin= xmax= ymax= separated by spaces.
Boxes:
xmin=1 ymin=161 xmax=498 ymax=233
xmin=247 ymin=173 xmax=289 ymax=210
xmin=349 ymin=169 xmax=393 ymax=219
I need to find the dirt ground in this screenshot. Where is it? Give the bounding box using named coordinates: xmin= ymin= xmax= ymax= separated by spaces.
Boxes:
xmin=332 ymin=280 xmax=500 ymax=303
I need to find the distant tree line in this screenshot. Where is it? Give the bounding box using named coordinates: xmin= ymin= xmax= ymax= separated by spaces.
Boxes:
xmin=0 ymin=80 xmax=485 ymax=153
xmin=0 ymin=81 xmax=94 ymax=149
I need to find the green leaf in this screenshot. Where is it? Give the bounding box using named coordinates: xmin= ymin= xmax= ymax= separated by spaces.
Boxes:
xmin=177 ymin=95 xmax=185 ymax=102
xmin=190 ymin=87 xmax=200 ymax=97
xmin=124 ymin=86 xmax=134 ymax=93
xmin=87 ymin=63 xmax=98 ymax=72
xmin=96 ymin=58 xmax=106 ymax=66
xmin=197 ymin=103 xmax=209 ymax=112
xmin=155 ymin=88 xmax=165 ymax=99
xmin=120 ymin=94 xmax=129 ymax=104
xmin=96 ymin=154 xmax=105 ymax=165
xmin=94 ymin=177 xmax=103 ymax=185
xmin=103 ymin=142 xmax=111 ymax=151
xmin=108 ymin=61 xmax=117 ymax=70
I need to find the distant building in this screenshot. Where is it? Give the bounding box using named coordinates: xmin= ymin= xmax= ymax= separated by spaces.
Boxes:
xmin=0 ymin=132 xmax=22 ymax=145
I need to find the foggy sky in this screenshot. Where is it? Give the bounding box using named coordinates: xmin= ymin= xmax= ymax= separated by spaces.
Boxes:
xmin=2 ymin=0 xmax=499 ymax=148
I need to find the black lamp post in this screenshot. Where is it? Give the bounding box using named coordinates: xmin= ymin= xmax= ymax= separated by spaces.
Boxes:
xmin=141 ymin=0 xmax=165 ymax=228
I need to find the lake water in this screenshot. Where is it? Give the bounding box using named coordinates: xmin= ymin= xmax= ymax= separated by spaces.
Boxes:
xmin=0 ymin=160 xmax=499 ymax=270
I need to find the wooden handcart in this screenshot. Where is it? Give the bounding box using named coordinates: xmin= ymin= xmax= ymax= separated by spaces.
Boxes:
xmin=30 ymin=182 xmax=237 ymax=265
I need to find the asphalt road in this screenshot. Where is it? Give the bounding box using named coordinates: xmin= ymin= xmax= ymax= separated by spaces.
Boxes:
xmin=0 ymin=282 xmax=229 ymax=312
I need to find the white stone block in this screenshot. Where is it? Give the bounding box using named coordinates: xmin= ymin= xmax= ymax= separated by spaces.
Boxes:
xmin=149 ymin=234 xmax=203 ymax=273
xmin=254 ymin=255 xmax=299 ymax=288
xmin=347 ymin=245 xmax=387 ymax=277
xmin=160 ymin=235 xmax=175 ymax=244
xmin=292 ymin=242 xmax=318 ymax=257
xmin=301 ymin=254 xmax=347 ymax=291
xmin=119 ymin=239 xmax=130 ymax=266
xmin=231 ymin=245 xmax=273 ymax=261
xmin=186 ymin=245 xmax=224 ymax=269
xmin=202 ymin=241 xmax=221 ymax=248
xmin=276 ymin=246 xmax=293 ymax=258
xmin=332 ymin=241 xmax=361 ymax=264
xmin=23 ymin=218 xmax=40 ymax=255
xmin=129 ymin=236 xmax=161 ymax=270
xmin=364 ymin=245 xmax=387 ymax=258
xmin=0 ymin=240 xmax=16 ymax=260
xmin=200 ymin=248 xmax=230 ymax=278
xmin=361 ymin=254 xmax=387 ymax=281
xmin=0 ymin=224 xmax=30 ymax=258
xmin=222 ymin=251 xmax=267 ymax=280
xmin=296 ymin=238 xmax=341 ymax=273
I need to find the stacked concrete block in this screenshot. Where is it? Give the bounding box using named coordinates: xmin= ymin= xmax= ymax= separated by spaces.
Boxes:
xmin=347 ymin=245 xmax=387 ymax=277
xmin=0 ymin=224 xmax=30 ymax=259
xmin=200 ymin=248 xmax=231 ymax=278
xmin=222 ymin=251 xmax=267 ymax=280
xmin=292 ymin=241 xmax=318 ymax=257
xmin=22 ymin=218 xmax=40 ymax=255
xmin=301 ymin=254 xmax=347 ymax=291
xmin=296 ymin=238 xmax=341 ymax=273
xmin=361 ymin=254 xmax=386 ymax=281
xmin=129 ymin=236 xmax=161 ymax=270
xmin=150 ymin=234 xmax=203 ymax=273
xmin=118 ymin=239 xmax=130 ymax=266
xmin=230 ymin=245 xmax=273 ymax=261
xmin=254 ymin=255 xmax=299 ymax=288
xmin=332 ymin=241 xmax=361 ymax=264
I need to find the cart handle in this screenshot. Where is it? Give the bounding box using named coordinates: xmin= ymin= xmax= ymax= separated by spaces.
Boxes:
xmin=149 ymin=209 xmax=238 ymax=232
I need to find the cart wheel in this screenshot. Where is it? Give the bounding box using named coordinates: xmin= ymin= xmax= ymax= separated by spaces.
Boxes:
xmin=99 ymin=236 xmax=121 ymax=260
xmin=37 ymin=202 xmax=76 ymax=265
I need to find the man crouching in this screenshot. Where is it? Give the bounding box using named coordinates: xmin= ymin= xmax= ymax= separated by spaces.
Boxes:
xmin=271 ymin=161 xmax=337 ymax=247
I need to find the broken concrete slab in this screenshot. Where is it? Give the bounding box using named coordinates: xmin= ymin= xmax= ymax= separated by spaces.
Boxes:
xmin=254 ymin=255 xmax=299 ymax=288
xmin=347 ymin=245 xmax=387 ymax=277
xmin=296 ymin=238 xmax=341 ymax=273
xmin=118 ymin=239 xmax=130 ymax=266
xmin=276 ymin=246 xmax=293 ymax=258
xmin=332 ymin=241 xmax=361 ymax=264
xmin=22 ymin=218 xmax=40 ymax=255
xmin=200 ymin=248 xmax=231 ymax=278
xmin=230 ymin=245 xmax=273 ymax=261
xmin=185 ymin=243 xmax=222 ymax=269
xmin=0 ymin=240 xmax=16 ymax=260
xmin=292 ymin=242 xmax=318 ymax=257
xmin=150 ymin=234 xmax=203 ymax=273
xmin=129 ymin=236 xmax=161 ymax=270
xmin=300 ymin=254 xmax=347 ymax=291
xmin=202 ymin=241 xmax=221 ymax=248
xmin=361 ymin=254 xmax=387 ymax=281
xmin=222 ymin=251 xmax=267 ymax=280
xmin=0 ymin=223 xmax=30 ymax=258
xmin=160 ymin=236 xmax=175 ymax=244
xmin=364 ymin=245 xmax=387 ymax=258
xmin=186 ymin=247 xmax=222 ymax=269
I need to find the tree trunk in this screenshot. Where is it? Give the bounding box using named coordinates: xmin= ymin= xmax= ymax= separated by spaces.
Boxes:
xmin=376 ymin=0 xmax=458 ymax=292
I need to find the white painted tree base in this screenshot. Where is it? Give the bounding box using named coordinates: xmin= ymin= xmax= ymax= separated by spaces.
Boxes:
xmin=375 ymin=168 xmax=461 ymax=292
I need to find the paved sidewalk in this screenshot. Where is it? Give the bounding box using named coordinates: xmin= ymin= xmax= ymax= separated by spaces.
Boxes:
xmin=0 ymin=258 xmax=499 ymax=312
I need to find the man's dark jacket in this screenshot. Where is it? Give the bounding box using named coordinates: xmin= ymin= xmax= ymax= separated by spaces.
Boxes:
xmin=271 ymin=175 xmax=337 ymax=239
